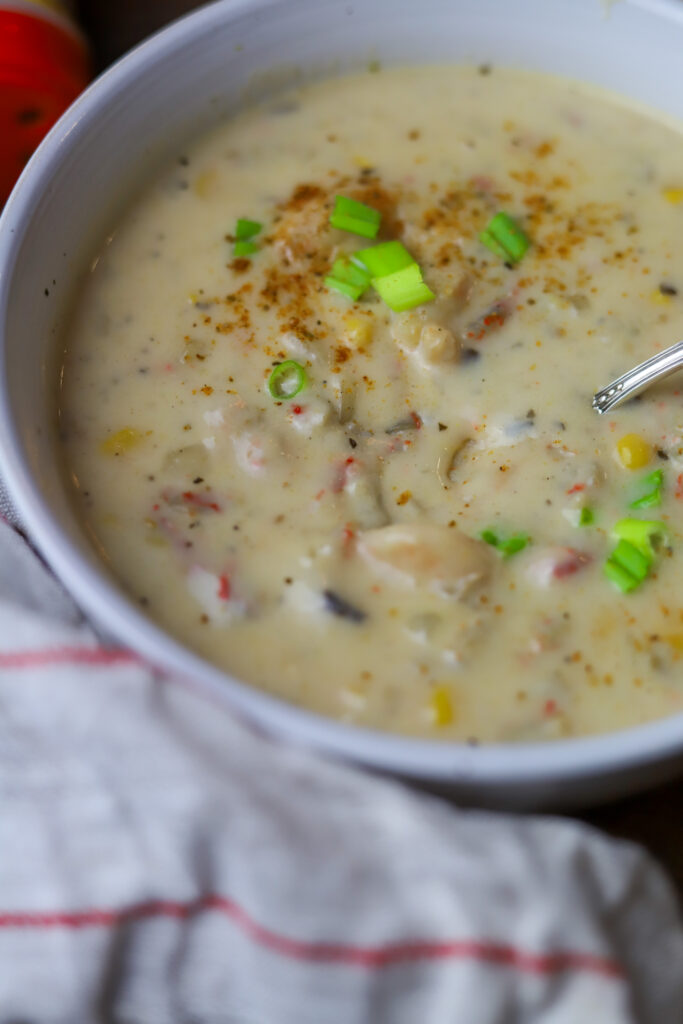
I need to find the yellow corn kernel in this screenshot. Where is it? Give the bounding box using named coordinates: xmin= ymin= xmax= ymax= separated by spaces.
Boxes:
xmin=352 ymin=154 xmax=373 ymax=169
xmin=650 ymin=289 xmax=672 ymax=305
xmin=665 ymin=634 xmax=683 ymax=654
xmin=662 ymin=187 xmax=683 ymax=204
xmin=188 ymin=292 xmax=198 ymax=304
xmin=430 ymin=685 xmax=456 ymax=727
xmin=98 ymin=513 xmax=121 ymax=528
xmin=616 ymin=433 xmax=651 ymax=470
xmin=342 ymin=314 xmax=373 ymax=348
xmin=100 ymin=427 xmax=145 ymax=456
xmin=193 ymin=168 xmax=218 ymax=198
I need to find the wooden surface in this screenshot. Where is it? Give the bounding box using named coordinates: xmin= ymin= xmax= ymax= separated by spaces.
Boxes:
xmin=74 ymin=0 xmax=683 ymax=896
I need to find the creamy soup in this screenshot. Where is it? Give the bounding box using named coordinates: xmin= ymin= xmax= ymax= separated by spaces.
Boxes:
xmin=59 ymin=65 xmax=683 ymax=743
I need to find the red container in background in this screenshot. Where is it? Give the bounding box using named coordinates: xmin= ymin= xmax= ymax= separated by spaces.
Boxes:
xmin=0 ymin=1 xmax=90 ymax=205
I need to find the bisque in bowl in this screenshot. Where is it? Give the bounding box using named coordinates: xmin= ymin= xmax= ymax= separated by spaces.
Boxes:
xmin=3 ymin=0 xmax=683 ymax=808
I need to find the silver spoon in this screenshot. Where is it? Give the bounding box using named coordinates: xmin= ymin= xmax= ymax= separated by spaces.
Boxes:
xmin=592 ymin=339 xmax=683 ymax=414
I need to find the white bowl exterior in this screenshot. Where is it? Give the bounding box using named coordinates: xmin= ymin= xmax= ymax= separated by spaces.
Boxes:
xmin=2 ymin=0 xmax=683 ymax=808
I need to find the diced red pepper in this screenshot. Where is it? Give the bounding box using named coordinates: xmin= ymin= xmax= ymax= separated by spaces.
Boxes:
xmin=552 ymin=549 xmax=592 ymax=579
xmin=181 ymin=491 xmax=221 ymax=512
xmin=465 ymin=297 xmax=513 ymax=342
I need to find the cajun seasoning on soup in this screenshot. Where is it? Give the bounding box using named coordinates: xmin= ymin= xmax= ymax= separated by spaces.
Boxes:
xmin=59 ymin=65 xmax=683 ymax=742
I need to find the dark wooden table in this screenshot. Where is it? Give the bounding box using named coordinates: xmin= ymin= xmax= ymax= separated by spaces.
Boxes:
xmin=75 ymin=0 xmax=683 ymax=896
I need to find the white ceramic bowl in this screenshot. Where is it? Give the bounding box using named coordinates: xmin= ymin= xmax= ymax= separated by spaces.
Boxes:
xmin=2 ymin=0 xmax=683 ymax=809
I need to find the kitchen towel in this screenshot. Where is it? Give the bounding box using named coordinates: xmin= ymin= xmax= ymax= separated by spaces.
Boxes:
xmin=0 ymin=514 xmax=682 ymax=1024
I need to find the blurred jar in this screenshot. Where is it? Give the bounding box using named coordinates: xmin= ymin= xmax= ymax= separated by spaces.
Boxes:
xmin=0 ymin=0 xmax=90 ymax=205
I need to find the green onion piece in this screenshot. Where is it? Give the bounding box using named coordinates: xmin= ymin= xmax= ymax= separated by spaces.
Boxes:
xmin=479 ymin=212 xmax=531 ymax=263
xmin=579 ymin=506 xmax=594 ymax=526
xmin=604 ymin=518 xmax=670 ymax=593
xmin=604 ymin=557 xmax=641 ymax=594
xmin=330 ymin=195 xmax=381 ymax=239
xmin=233 ymin=240 xmax=259 ymax=257
xmin=612 ymin=518 xmax=668 ymax=559
xmin=372 ymin=263 xmax=435 ymax=312
xmin=235 ymin=218 xmax=263 ymax=240
xmin=324 ymin=256 xmax=372 ymax=301
xmin=353 ymin=241 xmax=414 ymax=278
xmin=478 ymin=230 xmax=510 ymax=262
xmin=324 ymin=277 xmax=363 ymax=301
xmin=481 ymin=528 xmax=530 ymax=558
xmin=610 ymin=539 xmax=650 ymax=581
xmin=604 ymin=538 xmax=651 ymax=593
xmin=629 ymin=469 xmax=664 ymax=510
xmin=267 ymin=360 xmax=307 ymax=400
xmin=629 ymin=492 xmax=661 ymax=510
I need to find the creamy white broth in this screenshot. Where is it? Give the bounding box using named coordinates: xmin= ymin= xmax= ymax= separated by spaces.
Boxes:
xmin=59 ymin=65 xmax=683 ymax=742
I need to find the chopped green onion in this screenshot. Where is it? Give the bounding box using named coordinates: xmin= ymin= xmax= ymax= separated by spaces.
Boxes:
xmin=605 ymin=538 xmax=651 ymax=593
xmin=232 ymin=218 xmax=263 ymax=258
xmin=604 ymin=518 xmax=669 ymax=593
xmin=478 ymin=230 xmax=509 ymax=261
xmin=610 ymin=539 xmax=650 ymax=580
xmin=267 ymin=360 xmax=307 ymax=400
xmin=629 ymin=469 xmax=664 ymax=509
xmin=324 ymin=277 xmax=364 ymax=301
xmin=233 ymin=240 xmax=259 ymax=258
xmin=325 ymin=256 xmax=372 ymax=301
xmin=479 ymin=212 xmax=531 ymax=263
xmin=372 ymin=263 xmax=435 ymax=312
xmin=235 ymin=218 xmax=263 ymax=240
xmin=604 ymin=556 xmax=642 ymax=594
xmin=330 ymin=195 xmax=381 ymax=239
xmin=579 ymin=506 xmax=594 ymax=526
xmin=612 ymin=518 xmax=668 ymax=559
xmin=481 ymin=528 xmax=530 ymax=558
xmin=353 ymin=241 xmax=414 ymax=278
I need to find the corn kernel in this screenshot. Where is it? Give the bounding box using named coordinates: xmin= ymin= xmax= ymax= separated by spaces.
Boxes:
xmin=650 ymin=289 xmax=672 ymax=305
xmin=193 ymin=168 xmax=218 ymax=198
xmin=665 ymin=634 xmax=683 ymax=654
xmin=662 ymin=188 xmax=683 ymax=204
xmin=616 ymin=433 xmax=651 ymax=470
xmin=430 ymin=685 xmax=456 ymax=727
xmin=100 ymin=427 xmax=145 ymax=456
xmin=342 ymin=314 xmax=373 ymax=348
xmin=352 ymin=154 xmax=373 ymax=168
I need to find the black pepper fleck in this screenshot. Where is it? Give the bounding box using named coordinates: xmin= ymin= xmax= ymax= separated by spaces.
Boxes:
xmin=461 ymin=348 xmax=480 ymax=363
xmin=323 ymin=589 xmax=367 ymax=624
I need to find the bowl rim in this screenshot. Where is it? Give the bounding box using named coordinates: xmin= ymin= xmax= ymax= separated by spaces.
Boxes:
xmin=2 ymin=0 xmax=683 ymax=790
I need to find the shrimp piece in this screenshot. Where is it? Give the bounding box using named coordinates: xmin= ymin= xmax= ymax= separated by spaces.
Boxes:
xmin=357 ymin=522 xmax=494 ymax=599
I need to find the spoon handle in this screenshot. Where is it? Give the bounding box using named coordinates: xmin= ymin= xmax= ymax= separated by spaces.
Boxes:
xmin=592 ymin=339 xmax=683 ymax=414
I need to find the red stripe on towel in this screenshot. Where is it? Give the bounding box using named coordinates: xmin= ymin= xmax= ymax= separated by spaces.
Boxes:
xmin=0 ymin=647 xmax=141 ymax=668
xmin=0 ymin=894 xmax=624 ymax=979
